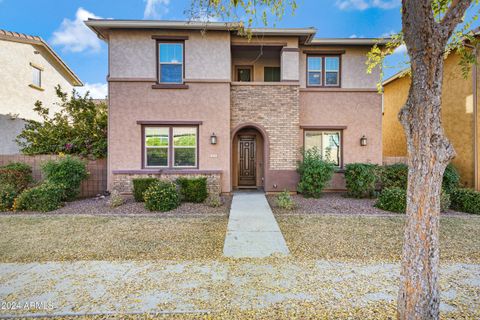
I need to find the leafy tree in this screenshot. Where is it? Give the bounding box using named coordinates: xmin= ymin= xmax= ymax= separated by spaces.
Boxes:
xmin=16 ymin=86 xmax=107 ymax=159
xmin=190 ymin=1 xmax=479 ymax=318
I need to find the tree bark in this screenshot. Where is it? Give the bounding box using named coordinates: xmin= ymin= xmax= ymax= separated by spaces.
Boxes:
xmin=397 ymin=0 xmax=471 ymax=319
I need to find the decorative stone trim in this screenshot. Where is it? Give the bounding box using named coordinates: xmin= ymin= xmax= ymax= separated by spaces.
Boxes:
xmin=112 ymin=171 xmax=222 ymax=195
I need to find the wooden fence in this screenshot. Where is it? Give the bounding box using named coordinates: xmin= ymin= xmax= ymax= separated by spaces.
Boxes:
xmin=0 ymin=154 xmax=107 ymax=198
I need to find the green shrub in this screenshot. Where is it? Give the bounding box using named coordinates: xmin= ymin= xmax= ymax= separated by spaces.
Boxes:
xmin=0 ymin=162 xmax=33 ymax=192
xmin=132 ymin=178 xmax=158 ymax=202
xmin=380 ymin=164 xmax=408 ymax=190
xmin=450 ymin=188 xmax=480 ymax=214
xmin=41 ymin=156 xmax=88 ymax=201
xmin=442 ymin=163 xmax=460 ymax=194
xmin=14 ymin=182 xmax=65 ymax=212
xmin=376 ymin=188 xmax=451 ymax=213
xmin=144 ymin=180 xmax=180 ymax=212
xmin=0 ymin=184 xmax=17 ymax=212
xmin=206 ymin=194 xmax=223 ymax=208
xmin=276 ymin=190 xmax=295 ymax=210
xmin=344 ymin=163 xmax=379 ymax=198
xmin=375 ymin=187 xmax=406 ymax=213
xmin=297 ymin=148 xmax=335 ymax=198
xmin=177 ymin=177 xmax=208 ymax=203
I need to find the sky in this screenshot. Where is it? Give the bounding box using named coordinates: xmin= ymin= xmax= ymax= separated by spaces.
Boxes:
xmin=0 ymin=0 xmax=477 ymax=98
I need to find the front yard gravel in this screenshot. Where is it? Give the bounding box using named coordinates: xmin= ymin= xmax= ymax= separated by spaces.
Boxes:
xmin=268 ymin=192 xmax=467 ymax=216
xmin=1 ymin=195 xmax=232 ymax=216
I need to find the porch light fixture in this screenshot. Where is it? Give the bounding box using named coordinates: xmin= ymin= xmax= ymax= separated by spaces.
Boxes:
xmin=210 ymin=133 xmax=217 ymax=145
xmin=360 ymin=135 xmax=368 ymax=146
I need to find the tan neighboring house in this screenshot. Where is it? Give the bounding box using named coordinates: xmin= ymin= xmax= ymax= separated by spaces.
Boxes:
xmin=0 ymin=30 xmax=83 ymax=154
xmin=383 ymin=51 xmax=480 ymax=190
xmin=86 ymin=19 xmax=385 ymax=194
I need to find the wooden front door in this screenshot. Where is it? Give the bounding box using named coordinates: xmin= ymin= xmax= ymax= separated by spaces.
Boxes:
xmin=238 ymin=136 xmax=256 ymax=186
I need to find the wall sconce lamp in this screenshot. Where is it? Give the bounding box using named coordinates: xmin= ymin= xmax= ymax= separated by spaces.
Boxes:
xmin=360 ymin=135 xmax=368 ymax=146
xmin=210 ymin=133 xmax=217 ymax=145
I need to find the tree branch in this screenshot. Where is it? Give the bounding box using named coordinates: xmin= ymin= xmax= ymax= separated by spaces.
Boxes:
xmin=440 ymin=0 xmax=473 ymax=37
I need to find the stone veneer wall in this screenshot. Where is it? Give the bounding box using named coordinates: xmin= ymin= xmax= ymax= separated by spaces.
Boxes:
xmin=231 ymin=84 xmax=300 ymax=170
xmin=112 ymin=172 xmax=222 ymax=195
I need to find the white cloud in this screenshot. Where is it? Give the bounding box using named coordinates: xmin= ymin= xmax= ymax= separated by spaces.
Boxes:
xmin=336 ymin=0 xmax=400 ymax=10
xmin=51 ymin=7 xmax=102 ymax=53
xmin=190 ymin=10 xmax=220 ymax=22
xmin=349 ymin=34 xmax=358 ymax=38
xmin=144 ymin=0 xmax=170 ymax=19
xmin=393 ymin=44 xmax=407 ymax=54
xmin=76 ymin=82 xmax=108 ymax=99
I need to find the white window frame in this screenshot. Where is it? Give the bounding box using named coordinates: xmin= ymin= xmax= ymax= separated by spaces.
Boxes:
xmin=158 ymin=42 xmax=184 ymax=84
xmin=304 ymin=130 xmax=342 ymax=167
xmin=144 ymin=127 xmax=169 ymax=168
xmin=307 ymin=56 xmax=322 ymax=87
xmin=30 ymin=63 xmax=42 ymax=88
xmin=324 ymin=56 xmax=340 ymax=87
xmin=172 ymin=127 xmax=198 ymax=168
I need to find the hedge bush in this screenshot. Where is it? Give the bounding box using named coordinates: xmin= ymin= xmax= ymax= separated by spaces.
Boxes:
xmin=132 ymin=178 xmax=158 ymax=202
xmin=450 ymin=188 xmax=480 ymax=214
xmin=0 ymin=184 xmax=17 ymax=212
xmin=442 ymin=163 xmax=460 ymax=194
xmin=376 ymin=187 xmax=451 ymax=213
xmin=177 ymin=177 xmax=208 ymax=203
xmin=14 ymin=182 xmax=65 ymax=212
xmin=297 ymin=148 xmax=335 ymax=198
xmin=375 ymin=187 xmax=406 ymax=213
xmin=41 ymin=156 xmax=88 ymax=201
xmin=380 ymin=164 xmax=408 ymax=190
xmin=143 ymin=180 xmax=180 ymax=212
xmin=276 ymin=190 xmax=295 ymax=210
xmin=0 ymin=162 xmax=33 ymax=192
xmin=344 ymin=163 xmax=379 ymax=198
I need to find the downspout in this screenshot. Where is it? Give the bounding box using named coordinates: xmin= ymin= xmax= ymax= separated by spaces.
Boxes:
xmin=466 ymin=43 xmax=479 ymax=190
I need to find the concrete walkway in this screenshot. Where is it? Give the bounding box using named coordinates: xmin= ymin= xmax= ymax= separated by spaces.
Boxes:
xmin=223 ymin=191 xmax=289 ymax=258
xmin=0 ymin=260 xmax=478 ymax=318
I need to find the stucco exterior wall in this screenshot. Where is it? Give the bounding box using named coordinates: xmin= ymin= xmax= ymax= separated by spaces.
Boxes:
xmin=0 ymin=115 xmax=26 ymax=154
xmin=108 ymin=82 xmax=231 ymax=192
xmin=383 ymin=53 xmax=477 ymax=188
xmin=281 ymin=50 xmax=300 ymax=81
xmin=0 ymin=40 xmax=74 ymax=122
xmin=300 ymin=91 xmax=383 ymax=166
xmin=109 ymin=30 xmax=231 ymax=80
xmin=299 ymin=46 xmax=379 ymax=89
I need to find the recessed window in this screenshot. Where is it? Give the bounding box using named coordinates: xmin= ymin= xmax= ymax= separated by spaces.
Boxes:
xmin=32 ymin=65 xmax=42 ymax=88
xmin=158 ymin=42 xmax=183 ymax=84
xmin=236 ymin=66 xmax=252 ymax=82
xmin=144 ymin=126 xmax=198 ymax=168
xmin=307 ymin=55 xmax=341 ymax=87
xmin=304 ymin=130 xmax=342 ymax=167
xmin=264 ymin=67 xmax=280 ymax=82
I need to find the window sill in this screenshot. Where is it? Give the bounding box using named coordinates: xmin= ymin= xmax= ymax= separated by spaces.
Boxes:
xmin=29 ymin=84 xmax=44 ymax=91
xmin=152 ymin=84 xmax=189 ymax=89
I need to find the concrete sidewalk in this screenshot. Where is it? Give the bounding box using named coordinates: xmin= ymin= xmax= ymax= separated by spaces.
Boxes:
xmin=223 ymin=192 xmax=289 ymax=258
xmin=0 ymin=260 xmax=478 ymax=318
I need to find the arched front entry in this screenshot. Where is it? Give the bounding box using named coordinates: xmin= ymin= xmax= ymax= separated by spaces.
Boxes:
xmin=231 ymin=123 xmax=269 ymax=190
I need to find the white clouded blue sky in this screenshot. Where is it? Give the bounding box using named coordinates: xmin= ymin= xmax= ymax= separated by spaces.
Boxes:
xmin=0 ymin=0 xmax=477 ymax=97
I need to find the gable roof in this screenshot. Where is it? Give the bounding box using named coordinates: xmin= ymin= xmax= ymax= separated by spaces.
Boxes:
xmin=0 ymin=29 xmax=83 ymax=86
xmin=85 ymin=19 xmax=388 ymax=46
xmin=382 ymin=69 xmax=410 ymax=86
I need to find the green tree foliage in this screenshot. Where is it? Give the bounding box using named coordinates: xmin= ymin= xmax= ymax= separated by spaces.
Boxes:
xmin=16 ymin=86 xmax=107 ymax=159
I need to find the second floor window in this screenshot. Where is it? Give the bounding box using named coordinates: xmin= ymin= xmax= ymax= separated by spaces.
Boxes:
xmin=307 ymin=55 xmax=340 ymax=87
xmin=32 ymin=65 xmax=42 ymax=88
xmin=159 ymin=42 xmax=183 ymax=84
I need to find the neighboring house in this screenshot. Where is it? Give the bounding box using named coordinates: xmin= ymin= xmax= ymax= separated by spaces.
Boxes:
xmin=0 ymin=30 xmax=83 ymax=154
xmin=86 ymin=20 xmax=384 ymax=194
xmin=383 ymin=52 xmax=480 ymax=190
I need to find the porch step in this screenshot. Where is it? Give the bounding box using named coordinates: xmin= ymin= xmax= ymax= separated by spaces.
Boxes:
xmin=223 ymin=192 xmax=290 ymax=258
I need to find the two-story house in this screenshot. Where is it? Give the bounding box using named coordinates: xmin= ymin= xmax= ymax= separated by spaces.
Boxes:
xmin=0 ymin=30 xmax=83 ymax=154
xmin=85 ymin=20 xmax=384 ymax=194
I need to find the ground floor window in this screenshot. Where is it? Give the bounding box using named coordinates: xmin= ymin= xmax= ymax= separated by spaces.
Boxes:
xmin=144 ymin=126 xmax=198 ymax=168
xmin=304 ymin=130 xmax=342 ymax=167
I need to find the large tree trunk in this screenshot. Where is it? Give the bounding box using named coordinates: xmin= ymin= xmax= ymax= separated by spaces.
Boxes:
xmin=397 ymin=0 xmax=472 ymax=318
